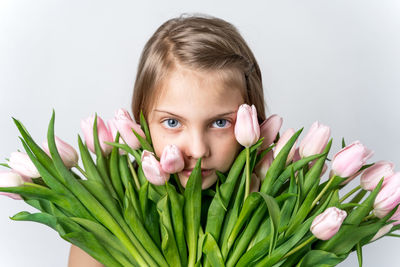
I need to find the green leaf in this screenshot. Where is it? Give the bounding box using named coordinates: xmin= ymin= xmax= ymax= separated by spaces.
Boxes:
xmin=260 ymin=128 xmax=303 ymax=195
xmin=356 ymin=242 xmax=363 ymax=267
xmin=139 ymin=181 xmax=161 ymax=247
xmin=202 ymin=233 xmax=225 ymax=267
xmin=157 ymin=195 xmax=182 ymax=267
xmin=297 ymin=250 xmax=347 ymax=267
xmin=140 ymin=110 xmax=153 ymax=146
xmin=184 ymin=158 xmax=202 ymax=267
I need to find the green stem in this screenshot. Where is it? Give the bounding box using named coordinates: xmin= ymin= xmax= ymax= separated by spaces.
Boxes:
xmin=311 ymin=175 xmax=337 ymax=208
xmin=340 ymin=185 xmax=361 ymax=203
xmin=75 ymin=165 xmax=89 ymax=179
xmin=244 ymin=147 xmax=251 ymax=200
xmin=282 ymin=235 xmax=316 ymax=259
xmin=362 ymin=213 xmax=375 ymax=222
xmin=127 ymin=157 xmax=141 ymax=190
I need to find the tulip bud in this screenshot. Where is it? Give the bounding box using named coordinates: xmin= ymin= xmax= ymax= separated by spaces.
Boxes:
xmin=273 ymin=128 xmax=296 ymax=164
xmin=141 ymin=150 xmax=170 ymax=185
xmin=389 ymin=206 xmax=400 ymax=226
xmin=160 ymin=144 xmax=185 ymax=174
xmin=360 ymin=161 xmax=395 ymax=191
xmin=373 ymin=172 xmax=400 ymax=218
xmin=259 ymin=114 xmax=282 ymax=150
xmin=254 ymin=150 xmax=274 ymax=181
xmin=371 ymin=224 xmax=393 ymax=242
xmin=43 ymin=136 xmax=79 ymax=169
xmin=299 ymin=121 xmax=331 ymax=158
xmin=250 ymin=173 xmax=260 ymax=193
xmin=331 ymin=141 xmax=373 ymax=178
xmin=110 ymin=108 xmax=145 ymax=150
xmin=8 ymin=152 xmax=40 ymax=178
xmin=234 ymin=104 xmax=260 ymax=147
xmin=107 ymin=119 xmax=126 ymax=155
xmin=311 ymin=207 xmax=347 ymax=240
xmin=80 ymin=114 xmax=113 ymax=156
xmin=0 ymin=171 xmax=26 ymax=200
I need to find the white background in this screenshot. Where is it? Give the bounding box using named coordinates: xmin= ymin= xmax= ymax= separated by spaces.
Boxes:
xmin=1 ymin=1 xmax=399 ymax=266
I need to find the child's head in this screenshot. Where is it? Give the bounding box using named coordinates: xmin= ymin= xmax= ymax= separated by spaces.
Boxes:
xmin=131 ymin=14 xmax=266 ymax=188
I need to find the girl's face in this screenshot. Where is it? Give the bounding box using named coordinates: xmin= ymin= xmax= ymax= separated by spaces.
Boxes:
xmin=147 ymin=66 xmax=245 ymax=189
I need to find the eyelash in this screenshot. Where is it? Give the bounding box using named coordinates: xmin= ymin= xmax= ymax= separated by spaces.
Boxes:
xmin=161 ymin=118 xmax=232 ymax=129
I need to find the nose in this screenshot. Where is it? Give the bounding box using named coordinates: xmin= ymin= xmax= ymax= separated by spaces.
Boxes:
xmin=183 ymin=130 xmax=211 ymax=160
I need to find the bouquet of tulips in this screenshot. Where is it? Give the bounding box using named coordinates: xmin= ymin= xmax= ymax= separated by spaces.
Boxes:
xmin=1 ymin=105 xmax=399 ymax=267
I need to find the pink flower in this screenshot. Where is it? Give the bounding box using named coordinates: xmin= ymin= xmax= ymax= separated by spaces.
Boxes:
xmin=371 ymin=224 xmax=393 ymax=241
xmin=42 ymin=136 xmax=79 ymax=168
xmin=299 ymin=121 xmax=330 ymax=158
xmin=254 ymin=150 xmax=274 ymax=181
xmin=8 ymin=152 xmax=40 ymax=178
xmin=141 ymin=150 xmax=170 ymax=185
xmin=360 ymin=161 xmax=395 ymax=191
xmin=0 ymin=171 xmax=26 ymax=200
xmin=80 ymin=114 xmax=113 ymax=156
xmin=311 ymin=207 xmax=347 ymax=240
xmin=234 ymin=104 xmax=260 ymax=147
xmin=331 ymin=141 xmax=373 ymax=178
xmin=373 ymin=172 xmax=400 ymax=218
xmin=273 ymin=128 xmax=297 ymax=164
xmin=389 ymin=206 xmax=400 ymax=226
xmin=160 ymin=144 xmax=185 ymax=174
xmin=109 ymin=108 xmax=145 ymax=150
xmin=259 ymin=114 xmax=282 ymax=150
xmin=250 ymin=173 xmax=261 ymax=193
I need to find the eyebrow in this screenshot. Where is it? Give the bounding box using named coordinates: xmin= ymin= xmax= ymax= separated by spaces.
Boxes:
xmin=154 ymin=109 xmax=237 ymax=121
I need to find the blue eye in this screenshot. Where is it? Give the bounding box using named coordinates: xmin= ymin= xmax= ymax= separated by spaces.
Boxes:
xmin=162 ymin=118 xmax=181 ymax=129
xmin=212 ymin=119 xmax=230 ymax=128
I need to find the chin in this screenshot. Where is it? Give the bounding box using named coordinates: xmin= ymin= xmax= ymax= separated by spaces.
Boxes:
xmin=178 ymin=171 xmax=218 ymax=190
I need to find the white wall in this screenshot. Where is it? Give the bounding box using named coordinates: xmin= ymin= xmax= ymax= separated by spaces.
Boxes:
xmin=0 ymin=1 xmax=399 ymax=266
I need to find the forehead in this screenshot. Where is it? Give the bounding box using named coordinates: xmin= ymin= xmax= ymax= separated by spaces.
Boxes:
xmin=151 ymin=67 xmax=245 ymax=117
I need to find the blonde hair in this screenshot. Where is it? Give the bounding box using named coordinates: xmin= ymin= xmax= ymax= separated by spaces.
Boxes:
xmin=131 ymin=13 xmax=266 ymax=123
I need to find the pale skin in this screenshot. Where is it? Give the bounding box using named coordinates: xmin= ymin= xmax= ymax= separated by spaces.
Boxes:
xmin=68 ymin=65 xmax=245 ymax=265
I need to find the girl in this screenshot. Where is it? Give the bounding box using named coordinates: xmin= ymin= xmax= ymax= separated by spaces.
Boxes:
xmin=68 ymin=13 xmax=267 ymax=266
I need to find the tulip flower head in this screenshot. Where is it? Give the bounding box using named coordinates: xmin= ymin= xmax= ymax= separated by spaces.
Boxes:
xmin=371 ymin=224 xmax=394 ymax=242
xmin=259 ymin=114 xmax=282 ymax=150
xmin=141 ymin=150 xmax=170 ymax=185
xmin=0 ymin=171 xmax=26 ymax=200
xmin=360 ymin=161 xmax=395 ymax=191
xmin=249 ymin=173 xmax=261 ymax=193
xmin=373 ymin=172 xmax=400 ymax=218
xmin=43 ymin=136 xmax=79 ymax=169
xmin=273 ymin=128 xmax=297 ymax=164
xmin=254 ymin=150 xmax=274 ymax=181
xmin=8 ymin=152 xmax=40 ymax=178
xmin=311 ymin=207 xmax=347 ymax=240
xmin=331 ymin=141 xmax=373 ymax=178
xmin=80 ymin=114 xmax=113 ymax=156
xmin=234 ymin=104 xmax=260 ymax=147
xmin=160 ymin=144 xmax=185 ymax=174
xmin=110 ymin=108 xmax=145 ymax=150
xmin=299 ymin=121 xmax=331 ymax=158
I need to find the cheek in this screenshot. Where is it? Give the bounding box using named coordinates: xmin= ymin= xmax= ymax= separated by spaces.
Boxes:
xmin=211 ymin=133 xmax=241 ymax=171
xmin=149 ymin=125 xmax=166 ymax=158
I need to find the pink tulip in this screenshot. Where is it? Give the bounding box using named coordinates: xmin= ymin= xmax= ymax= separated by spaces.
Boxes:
xmin=389 ymin=206 xmax=400 ymax=226
xmin=234 ymin=104 xmax=260 ymax=147
xmin=299 ymin=121 xmax=330 ymax=158
xmin=311 ymin=207 xmax=347 ymax=240
xmin=81 ymin=114 xmax=113 ymax=156
xmin=273 ymin=128 xmax=297 ymax=164
xmin=254 ymin=150 xmax=274 ymax=181
xmin=107 ymin=119 xmax=126 ymax=155
xmin=43 ymin=136 xmax=79 ymax=168
xmin=259 ymin=114 xmax=282 ymax=150
xmin=8 ymin=152 xmax=40 ymax=178
xmin=360 ymin=161 xmax=395 ymax=191
xmin=141 ymin=150 xmax=170 ymax=185
xmin=160 ymin=144 xmax=185 ymax=174
xmin=250 ymin=173 xmax=261 ymax=193
xmin=331 ymin=141 xmax=373 ymax=178
xmin=0 ymin=171 xmax=26 ymax=200
xmin=373 ymin=172 xmax=400 ymax=218
xmin=110 ymin=108 xmax=145 ymax=150
xmin=371 ymin=224 xmax=393 ymax=241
